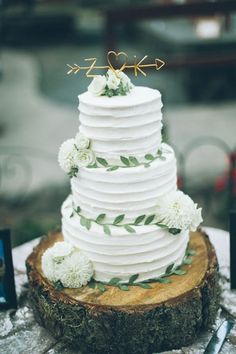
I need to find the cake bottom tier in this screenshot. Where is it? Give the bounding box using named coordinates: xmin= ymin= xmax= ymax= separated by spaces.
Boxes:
xmin=26 ymin=230 xmax=220 ymax=354
xmin=61 ymin=195 xmax=189 ymax=283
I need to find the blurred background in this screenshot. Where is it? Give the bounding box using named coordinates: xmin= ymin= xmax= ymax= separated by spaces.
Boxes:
xmin=0 ymin=0 xmax=236 ymax=247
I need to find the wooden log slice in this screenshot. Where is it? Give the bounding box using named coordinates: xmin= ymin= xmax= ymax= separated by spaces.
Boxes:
xmin=26 ymin=229 xmax=220 ymax=354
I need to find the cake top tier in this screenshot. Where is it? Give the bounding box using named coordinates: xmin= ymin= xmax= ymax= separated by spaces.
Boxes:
xmin=78 ymin=85 xmax=163 ymax=165
xmin=79 ymin=86 xmax=161 ymax=110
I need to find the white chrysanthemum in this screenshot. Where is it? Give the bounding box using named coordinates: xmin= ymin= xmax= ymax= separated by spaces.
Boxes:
xmin=107 ymin=69 xmax=120 ymax=90
xmin=41 ymin=248 xmax=57 ymax=282
xmin=55 ymin=250 xmax=94 ymax=288
xmin=58 ymin=139 xmax=77 ymax=173
xmin=118 ymin=71 xmax=133 ymax=89
xmin=50 ymin=241 xmax=74 ymax=263
xmin=156 ymin=190 xmax=203 ymax=231
xmin=88 ymin=75 xmax=106 ymax=96
xmin=75 ymin=132 xmax=90 ymax=149
xmin=74 ymin=149 xmax=95 ymax=167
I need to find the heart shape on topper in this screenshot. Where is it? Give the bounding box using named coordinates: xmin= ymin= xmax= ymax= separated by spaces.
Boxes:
xmin=107 ymin=51 xmax=128 ymax=74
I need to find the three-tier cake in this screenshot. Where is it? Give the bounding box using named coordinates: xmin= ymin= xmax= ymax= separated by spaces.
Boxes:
xmin=26 ymin=69 xmax=219 ymax=354
xmin=59 ymin=72 xmax=202 ymax=285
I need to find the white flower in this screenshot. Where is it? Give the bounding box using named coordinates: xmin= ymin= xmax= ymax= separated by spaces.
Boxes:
xmin=88 ymin=75 xmax=106 ymax=96
xmin=156 ymin=190 xmax=203 ymax=232
xmin=107 ymin=69 xmax=120 ymax=90
xmin=41 ymin=242 xmax=94 ymax=288
xmin=41 ymin=248 xmax=58 ymax=282
xmin=118 ymin=71 xmax=133 ymax=89
xmin=50 ymin=241 xmax=74 ymax=263
xmin=75 ymin=132 xmax=90 ymax=149
xmin=55 ymin=250 xmax=94 ymax=288
xmin=58 ymin=139 xmax=77 ymax=173
xmin=74 ymin=149 xmax=95 ymax=167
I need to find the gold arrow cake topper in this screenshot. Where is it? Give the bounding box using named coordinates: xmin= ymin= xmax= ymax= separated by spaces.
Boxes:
xmin=67 ymin=51 xmax=165 ymax=77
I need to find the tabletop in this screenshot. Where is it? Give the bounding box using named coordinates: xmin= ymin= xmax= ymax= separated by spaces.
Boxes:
xmin=1 ymin=227 xmax=236 ymax=354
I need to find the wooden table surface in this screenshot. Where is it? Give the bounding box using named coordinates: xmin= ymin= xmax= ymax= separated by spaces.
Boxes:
xmin=0 ymin=227 xmax=236 ymax=354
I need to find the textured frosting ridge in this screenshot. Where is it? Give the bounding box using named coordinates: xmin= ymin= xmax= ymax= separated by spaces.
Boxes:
xmin=78 ymin=86 xmax=163 ymax=164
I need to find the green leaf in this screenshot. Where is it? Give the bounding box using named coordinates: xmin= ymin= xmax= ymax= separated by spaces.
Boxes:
xmin=97 ymin=283 xmax=106 ymax=292
xmin=106 ymin=89 xmax=114 ymax=97
xmin=186 ymin=249 xmax=196 ymax=256
xmin=80 ymin=215 xmax=87 ymax=227
xmin=128 ymin=274 xmax=139 ymax=284
xmin=54 ymin=280 xmax=64 ymax=291
xmin=165 ymin=263 xmax=175 ymax=275
xmin=157 ymin=149 xmax=163 ymax=156
xmin=145 ymin=154 xmax=154 ymax=161
xmin=124 ymin=225 xmax=136 ymax=233
xmin=118 ymin=284 xmax=129 ymax=291
xmin=107 ymin=166 xmax=119 ymax=171
xmin=76 ymin=206 xmax=81 ymax=213
xmin=169 ymin=228 xmax=181 ymax=235
xmin=156 ymin=277 xmax=172 ymax=284
xmin=70 ymin=212 xmax=74 ymax=218
xmin=173 ymin=269 xmax=187 ymax=276
xmin=108 ymin=277 xmax=121 ymax=286
xmin=120 ymin=156 xmax=130 ymax=166
xmin=85 ymin=218 xmax=91 ymax=231
xmin=136 ymin=283 xmax=152 ymax=289
xmin=68 ymin=167 xmax=79 ymax=178
xmin=96 ymin=213 xmax=106 ymax=224
xmin=183 ymin=257 xmax=192 ymax=265
xmin=129 ymin=156 xmax=139 ymax=166
xmin=156 ymin=223 xmax=168 ymax=228
xmin=144 ymin=163 xmax=150 ymax=168
xmin=144 ymin=215 xmax=155 ymax=225
xmin=87 ymin=162 xmax=98 ymax=168
xmin=96 ymin=157 xmax=109 ymax=167
xmin=88 ymin=281 xmax=96 ymax=289
xmin=103 ymin=224 xmax=111 ymax=236
xmin=134 ymin=215 xmax=146 ymax=225
xmin=113 ymin=214 xmax=125 ymax=225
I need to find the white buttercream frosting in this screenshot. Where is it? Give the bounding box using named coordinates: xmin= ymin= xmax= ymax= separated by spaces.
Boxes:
xmin=71 ymin=143 xmax=177 ymax=222
xmin=78 ymin=86 xmax=163 ymax=164
xmin=59 ymin=84 xmax=193 ymax=284
xmin=62 ymin=195 xmax=189 ymax=283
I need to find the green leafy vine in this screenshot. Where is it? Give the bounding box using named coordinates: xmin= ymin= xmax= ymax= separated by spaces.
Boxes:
xmin=70 ymin=206 xmax=180 ymax=236
xmin=86 ymin=149 xmax=166 ymax=172
xmin=87 ymin=248 xmax=196 ymax=293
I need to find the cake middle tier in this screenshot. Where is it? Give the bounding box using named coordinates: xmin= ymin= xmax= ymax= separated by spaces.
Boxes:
xmin=78 ymin=86 xmax=163 ymax=164
xmin=71 ymin=143 xmax=177 ymax=223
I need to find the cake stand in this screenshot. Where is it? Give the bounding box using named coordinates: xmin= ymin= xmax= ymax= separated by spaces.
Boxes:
xmin=26 ymin=229 xmax=220 ymax=354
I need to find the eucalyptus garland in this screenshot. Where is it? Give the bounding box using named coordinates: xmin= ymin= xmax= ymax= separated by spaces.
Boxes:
xmin=87 ymin=149 xmax=166 ymax=172
xmin=70 ymin=206 xmax=180 ymax=236
xmin=87 ymin=248 xmax=196 ymax=293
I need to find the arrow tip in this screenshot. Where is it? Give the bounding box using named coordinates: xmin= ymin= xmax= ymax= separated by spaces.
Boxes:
xmin=155 ymin=59 xmax=165 ymax=70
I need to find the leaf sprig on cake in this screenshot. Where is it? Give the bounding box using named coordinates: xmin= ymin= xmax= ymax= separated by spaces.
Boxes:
xmin=70 ymin=207 xmax=172 ymax=235
xmin=70 ymin=188 xmax=202 ymax=237
xmin=88 ymin=248 xmax=195 ymax=292
xmin=59 ymin=132 xmax=168 ymax=177
xmin=93 ymin=149 xmax=166 ymax=172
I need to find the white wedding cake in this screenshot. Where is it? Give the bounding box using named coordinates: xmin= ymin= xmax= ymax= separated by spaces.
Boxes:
xmin=52 ymin=70 xmax=202 ymax=287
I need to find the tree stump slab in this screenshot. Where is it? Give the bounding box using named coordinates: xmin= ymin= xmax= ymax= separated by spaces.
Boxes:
xmin=26 ymin=229 xmax=220 ymax=354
